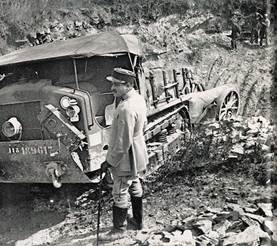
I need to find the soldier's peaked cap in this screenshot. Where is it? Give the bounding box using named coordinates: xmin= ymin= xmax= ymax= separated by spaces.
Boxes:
xmin=106 ymin=68 xmax=136 ymax=84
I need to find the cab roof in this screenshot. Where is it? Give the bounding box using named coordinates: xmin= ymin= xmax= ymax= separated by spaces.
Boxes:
xmin=0 ymin=32 xmax=142 ymax=67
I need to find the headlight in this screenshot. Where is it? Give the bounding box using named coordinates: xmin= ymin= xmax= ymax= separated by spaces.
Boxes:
xmin=2 ymin=117 xmax=22 ymax=137
xmin=60 ymin=96 xmax=79 ymax=122
xmin=60 ymin=96 xmax=77 ymax=109
xmin=66 ymin=105 xmax=80 ymax=122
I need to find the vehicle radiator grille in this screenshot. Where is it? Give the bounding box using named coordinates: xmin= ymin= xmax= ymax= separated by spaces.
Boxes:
xmin=0 ymin=101 xmax=42 ymax=141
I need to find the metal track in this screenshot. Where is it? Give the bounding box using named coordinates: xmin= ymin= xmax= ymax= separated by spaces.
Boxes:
xmin=143 ymin=104 xmax=190 ymax=176
xmin=144 ymin=104 xmax=188 ymax=141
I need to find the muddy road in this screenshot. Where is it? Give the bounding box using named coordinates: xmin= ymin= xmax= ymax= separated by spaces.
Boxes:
xmin=0 ymin=184 xmax=93 ymax=245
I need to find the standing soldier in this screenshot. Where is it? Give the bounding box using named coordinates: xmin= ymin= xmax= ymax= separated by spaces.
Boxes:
xmin=250 ymin=12 xmax=262 ymax=44
xmin=259 ymin=14 xmax=270 ymax=47
xmin=99 ymin=68 xmax=149 ymax=241
xmin=230 ymin=20 xmax=241 ymax=50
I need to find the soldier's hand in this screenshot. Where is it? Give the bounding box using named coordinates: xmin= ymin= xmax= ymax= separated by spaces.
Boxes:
xmin=101 ymin=161 xmax=111 ymax=172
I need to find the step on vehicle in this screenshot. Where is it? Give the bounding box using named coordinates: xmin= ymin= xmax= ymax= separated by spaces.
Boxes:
xmin=0 ymin=31 xmax=240 ymax=187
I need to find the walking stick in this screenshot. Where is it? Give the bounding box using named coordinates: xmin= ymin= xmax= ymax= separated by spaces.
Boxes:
xmin=96 ymin=170 xmax=103 ymax=246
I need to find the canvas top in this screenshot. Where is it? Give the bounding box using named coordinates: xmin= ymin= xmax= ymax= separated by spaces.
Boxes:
xmin=0 ymin=31 xmax=142 ymax=67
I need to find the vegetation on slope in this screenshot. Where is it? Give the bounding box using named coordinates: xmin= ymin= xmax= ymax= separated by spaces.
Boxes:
xmin=0 ymin=0 xmax=274 ymax=53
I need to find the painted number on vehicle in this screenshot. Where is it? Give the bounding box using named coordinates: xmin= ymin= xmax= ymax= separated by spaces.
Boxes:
xmin=8 ymin=146 xmax=53 ymax=155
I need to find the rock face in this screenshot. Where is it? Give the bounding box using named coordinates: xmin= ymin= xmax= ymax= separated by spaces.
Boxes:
xmin=26 ymin=19 xmax=98 ymax=46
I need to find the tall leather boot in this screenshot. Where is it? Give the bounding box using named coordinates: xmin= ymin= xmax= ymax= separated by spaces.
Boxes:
xmin=129 ymin=196 xmax=143 ymax=230
xmin=99 ymin=206 xmax=128 ymax=241
xmin=113 ymin=205 xmax=127 ymax=230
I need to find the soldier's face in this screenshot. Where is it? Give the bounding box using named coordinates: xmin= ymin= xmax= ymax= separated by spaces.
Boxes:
xmin=111 ymin=82 xmax=128 ymax=97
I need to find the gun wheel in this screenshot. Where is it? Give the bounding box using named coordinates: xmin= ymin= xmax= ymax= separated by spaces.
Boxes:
xmin=218 ymin=90 xmax=240 ymax=120
xmin=178 ymin=108 xmax=191 ymax=133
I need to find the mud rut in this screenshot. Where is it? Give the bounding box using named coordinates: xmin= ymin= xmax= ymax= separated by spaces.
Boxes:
xmin=200 ymin=48 xmax=272 ymax=120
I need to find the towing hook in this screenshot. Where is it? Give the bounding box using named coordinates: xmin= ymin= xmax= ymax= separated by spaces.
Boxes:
xmin=45 ymin=162 xmax=66 ymax=188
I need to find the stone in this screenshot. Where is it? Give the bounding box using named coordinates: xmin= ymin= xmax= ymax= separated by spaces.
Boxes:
xmin=207 ymin=231 xmax=220 ymax=244
xmin=264 ymin=153 xmax=274 ymax=161
xmin=160 ymin=230 xmax=195 ymax=245
xmin=205 ymin=207 xmax=223 ymax=214
xmin=171 ymin=230 xmax=196 ymax=246
xmin=228 ymin=152 xmax=239 ymax=159
xmin=147 ymin=234 xmax=163 ymax=245
xmin=204 ymin=128 xmax=213 ymax=136
xmin=233 ymin=122 xmax=244 ymax=128
xmin=182 ymin=215 xmax=196 ymax=224
xmin=244 ymin=149 xmax=254 ymax=155
xmin=195 ymin=231 xmax=219 ymax=245
xmin=263 ymin=218 xmax=277 ymax=235
xmin=257 ymin=203 xmax=273 ymax=217
xmin=245 ymin=139 xmax=256 ymax=148
xmin=227 ymin=204 xmax=245 ymax=215
xmin=50 ymin=20 xmax=59 ymax=29
xmin=26 ymin=32 xmax=39 ymax=46
xmin=208 ymin=122 xmax=220 ymax=130
xmin=193 ymin=219 xmax=212 ymax=234
xmin=257 ymin=116 xmax=270 ymax=128
xmin=213 ymin=211 xmax=232 ymax=224
xmin=244 ymin=206 xmax=258 ymax=214
xmin=261 ymin=144 xmax=270 ymax=152
xmin=241 ymin=215 xmax=261 ymax=227
xmin=247 ymin=129 xmax=259 ymax=135
xmin=225 ymin=197 xmax=238 ymax=204
xmin=230 ymin=144 xmax=244 ymax=155
xmin=160 ymin=231 xmax=172 ymax=242
xmin=213 ymin=220 xmax=232 ymax=237
xmin=263 ymin=220 xmax=273 ymax=234
xmin=222 ymin=225 xmax=270 ymax=246
xmin=244 ymin=213 xmax=265 ymax=224
xmin=66 ymin=21 xmax=74 ymax=30
xmin=227 ymin=220 xmax=246 ymax=233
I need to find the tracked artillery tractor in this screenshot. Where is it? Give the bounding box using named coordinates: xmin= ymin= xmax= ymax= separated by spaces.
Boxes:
xmin=0 ymin=31 xmax=240 ymax=187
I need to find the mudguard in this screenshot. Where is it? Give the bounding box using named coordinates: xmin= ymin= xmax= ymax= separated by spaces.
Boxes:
xmin=184 ymin=84 xmax=240 ymax=123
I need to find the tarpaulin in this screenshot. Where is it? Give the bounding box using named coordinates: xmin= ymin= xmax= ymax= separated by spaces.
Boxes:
xmin=0 ymin=32 xmax=142 ymax=67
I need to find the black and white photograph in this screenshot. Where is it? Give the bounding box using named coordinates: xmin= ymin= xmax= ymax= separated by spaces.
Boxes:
xmin=0 ymin=0 xmax=276 ymax=245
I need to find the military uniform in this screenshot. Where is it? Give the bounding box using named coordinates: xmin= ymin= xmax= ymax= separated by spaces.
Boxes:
xmin=231 ymin=21 xmax=241 ymax=50
xmin=107 ymin=88 xmax=148 ymax=208
xmin=260 ymin=15 xmax=270 ymax=46
xmin=100 ymin=68 xmax=148 ymax=242
xmin=250 ymin=12 xmax=262 ymax=44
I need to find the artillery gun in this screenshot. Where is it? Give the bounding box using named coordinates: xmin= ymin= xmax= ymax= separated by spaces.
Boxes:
xmin=0 ymin=31 xmax=240 ymax=187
